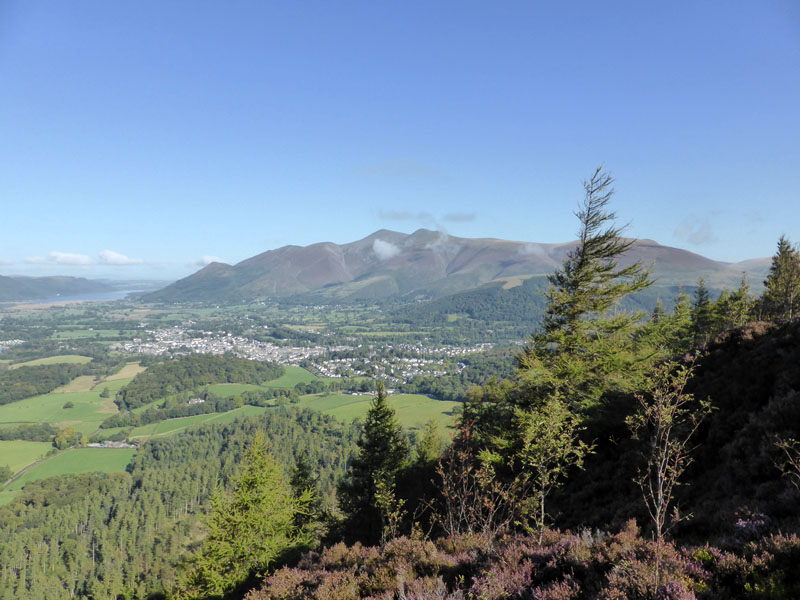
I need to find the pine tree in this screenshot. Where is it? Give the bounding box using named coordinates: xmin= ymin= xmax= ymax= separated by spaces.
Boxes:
xmin=691 ymin=278 xmax=714 ymax=346
xmin=517 ymin=167 xmax=653 ymax=410
xmin=337 ymin=382 xmax=409 ymax=544
xmin=179 ymin=432 xmax=311 ymax=598
xmin=761 ymin=235 xmax=800 ymax=323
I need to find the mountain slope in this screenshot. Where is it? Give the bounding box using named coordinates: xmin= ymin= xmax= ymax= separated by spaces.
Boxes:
xmin=144 ymin=229 xmax=770 ymax=304
xmin=0 ymin=275 xmax=112 ymax=302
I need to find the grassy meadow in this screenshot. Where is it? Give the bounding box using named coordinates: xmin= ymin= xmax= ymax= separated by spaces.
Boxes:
xmin=0 ymin=440 xmax=53 ymax=473
xmin=298 ymin=392 xmax=459 ymax=431
xmin=8 ymin=354 xmax=92 ymax=369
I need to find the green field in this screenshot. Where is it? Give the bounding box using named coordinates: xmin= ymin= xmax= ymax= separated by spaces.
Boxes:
xmin=9 ymin=354 xmax=92 ymax=369
xmin=51 ymin=329 xmax=132 ymax=340
xmin=129 ymin=405 xmax=269 ymax=440
xmin=299 ymin=393 xmax=460 ymax=430
xmin=205 ymin=366 xmax=324 ymax=397
xmin=0 ymin=387 xmax=122 ymax=436
xmin=0 ymin=440 xmax=53 ymax=473
xmin=261 ymin=365 xmax=323 ymax=388
xmin=4 ymin=448 xmax=136 ymax=494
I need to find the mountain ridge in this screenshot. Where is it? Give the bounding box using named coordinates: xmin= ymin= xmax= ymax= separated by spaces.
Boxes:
xmin=143 ymin=229 xmax=770 ymax=304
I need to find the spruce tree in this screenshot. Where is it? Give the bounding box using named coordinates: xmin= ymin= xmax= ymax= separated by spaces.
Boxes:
xmin=691 ymin=277 xmax=714 ymax=346
xmin=337 ymin=382 xmax=409 ymax=543
xmin=517 ymin=166 xmax=653 ymax=410
xmin=762 ymin=235 xmax=800 ymax=323
xmin=179 ymin=432 xmax=311 ymax=598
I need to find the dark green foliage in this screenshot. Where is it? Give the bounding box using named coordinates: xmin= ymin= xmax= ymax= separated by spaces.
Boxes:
xmin=338 ymin=383 xmax=410 ymax=544
xmin=0 ymin=408 xmax=359 ymax=600
xmin=115 ymin=354 xmax=284 ymax=410
xmin=180 ymin=432 xmax=312 ymax=598
xmin=0 ymin=363 xmax=87 ymax=406
xmin=760 ymin=235 xmax=800 ymax=323
xmin=692 ymin=277 xmax=715 ymax=346
xmin=102 ymin=392 xmax=236 ymax=428
xmin=0 ymin=422 xmax=57 ymax=442
xmin=517 ymin=167 xmax=654 ymax=411
xmin=0 ymin=465 xmax=11 ymax=482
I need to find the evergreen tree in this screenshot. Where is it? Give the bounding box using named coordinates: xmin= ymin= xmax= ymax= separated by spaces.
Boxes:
xmin=729 ymin=274 xmax=754 ymax=327
xmin=761 ymin=235 xmax=800 ymax=323
xmin=180 ymin=431 xmax=311 ymax=599
xmin=517 ymin=167 xmax=653 ymax=410
xmin=337 ymin=382 xmax=409 ymax=544
xmin=691 ymin=278 xmax=714 ymax=346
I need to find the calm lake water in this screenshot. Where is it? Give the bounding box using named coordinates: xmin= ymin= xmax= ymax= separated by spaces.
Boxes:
xmin=32 ymin=290 xmax=151 ymax=303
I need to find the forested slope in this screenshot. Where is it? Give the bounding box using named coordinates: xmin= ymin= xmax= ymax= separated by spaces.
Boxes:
xmin=0 ymin=409 xmax=359 ymax=600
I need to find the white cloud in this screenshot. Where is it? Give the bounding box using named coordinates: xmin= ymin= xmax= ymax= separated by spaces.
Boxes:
xmin=0 ymin=259 xmax=13 ymax=266
xmin=519 ymin=243 xmax=546 ymax=256
xmin=99 ymin=250 xmax=144 ymax=265
xmin=674 ymin=215 xmax=717 ymax=245
xmin=372 ymin=239 xmax=401 ymax=261
xmin=25 ymin=251 xmax=94 ymax=265
xmin=194 ymin=255 xmax=225 ymax=267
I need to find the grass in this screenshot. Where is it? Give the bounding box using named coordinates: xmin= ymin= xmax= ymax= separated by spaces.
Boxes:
xmin=105 ymin=362 xmax=146 ymax=381
xmin=0 ymin=440 xmax=53 ymax=473
xmin=0 ymin=389 xmax=117 ymax=436
xmin=51 ymin=329 xmax=132 ymax=340
xmin=8 ymin=355 xmax=92 ymax=369
xmin=261 ymin=366 xmax=323 ymax=388
xmin=4 ymin=448 xmax=136 ymax=492
xmin=205 ymin=366 xmax=324 ymax=397
xmin=298 ymin=393 xmax=460 ymax=430
xmin=55 ymin=375 xmax=98 ymax=393
xmin=129 ymin=406 xmax=269 ymax=440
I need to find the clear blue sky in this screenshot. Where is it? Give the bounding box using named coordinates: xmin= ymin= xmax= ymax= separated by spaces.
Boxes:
xmin=1 ymin=1 xmax=798 ymax=280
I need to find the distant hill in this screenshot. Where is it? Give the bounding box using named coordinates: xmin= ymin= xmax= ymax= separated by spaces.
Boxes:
xmin=143 ymin=229 xmax=770 ymax=304
xmin=0 ymin=275 xmax=112 ymax=302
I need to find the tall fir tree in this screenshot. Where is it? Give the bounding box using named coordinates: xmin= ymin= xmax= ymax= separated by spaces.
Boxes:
xmin=517 ymin=167 xmax=653 ymax=410
xmin=179 ymin=432 xmax=311 ymax=599
xmin=761 ymin=235 xmax=800 ymax=323
xmin=337 ymin=382 xmax=409 ymax=544
xmin=691 ymin=277 xmax=714 ymax=346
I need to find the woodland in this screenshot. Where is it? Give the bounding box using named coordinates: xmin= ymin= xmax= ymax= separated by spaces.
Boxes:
xmin=1 ymin=169 xmax=799 ymax=599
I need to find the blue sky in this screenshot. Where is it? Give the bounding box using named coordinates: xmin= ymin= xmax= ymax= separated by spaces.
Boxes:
xmin=1 ymin=1 xmax=798 ymax=281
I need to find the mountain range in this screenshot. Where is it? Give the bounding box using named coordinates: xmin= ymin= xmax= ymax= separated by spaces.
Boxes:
xmin=0 ymin=275 xmax=112 ymax=303
xmin=143 ymin=229 xmax=770 ymax=304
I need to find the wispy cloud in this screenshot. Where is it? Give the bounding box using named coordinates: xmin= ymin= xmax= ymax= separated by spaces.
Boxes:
xmin=379 ymin=209 xmax=477 ymax=231
xmin=380 ymin=210 xmax=435 ymax=224
xmin=372 ymin=239 xmax=401 ymax=261
xmin=519 ymin=243 xmax=546 ymax=256
xmin=443 ymin=211 xmax=476 ymax=223
xmin=26 ymin=251 xmax=94 ymax=265
xmin=353 ymin=159 xmax=449 ymax=183
xmin=25 ymin=250 xmax=145 ymax=266
xmin=99 ymin=250 xmax=143 ymax=265
xmin=673 ymin=215 xmax=717 ymax=245
xmin=0 ymin=259 xmax=13 ymax=266
xmin=193 ymin=255 xmax=225 ymax=267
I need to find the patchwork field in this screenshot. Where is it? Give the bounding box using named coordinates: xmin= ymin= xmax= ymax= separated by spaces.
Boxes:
xmin=4 ymin=448 xmax=136 ymax=492
xmin=0 ymin=440 xmax=53 ymax=473
xmin=8 ymin=354 xmax=92 ymax=369
xmin=129 ymin=405 xmax=269 ymax=440
xmin=299 ymin=392 xmax=459 ymax=431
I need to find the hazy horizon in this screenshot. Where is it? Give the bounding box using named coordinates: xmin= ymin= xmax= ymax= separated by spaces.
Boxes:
xmin=1 ymin=1 xmax=798 ymax=280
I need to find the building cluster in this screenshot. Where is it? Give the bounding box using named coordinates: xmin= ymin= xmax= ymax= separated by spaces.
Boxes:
xmin=113 ymin=326 xmax=495 ymax=384
xmin=112 ymin=326 xmax=329 ymax=364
